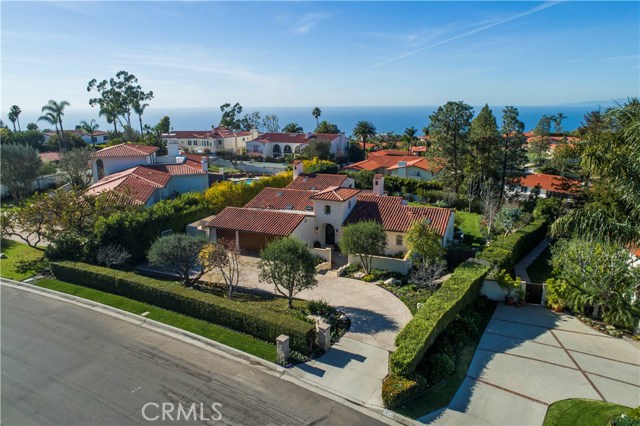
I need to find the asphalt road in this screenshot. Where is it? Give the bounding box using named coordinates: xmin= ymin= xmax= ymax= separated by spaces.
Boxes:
xmin=1 ymin=285 xmax=384 ymax=426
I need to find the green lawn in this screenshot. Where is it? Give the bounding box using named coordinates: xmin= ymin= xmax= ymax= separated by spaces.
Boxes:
xmin=396 ymin=300 xmax=497 ymax=418
xmin=0 ymin=239 xmax=44 ymax=280
xmin=527 ymin=246 xmax=553 ymax=284
xmin=542 ymin=399 xmax=633 ymax=426
xmin=455 ymin=210 xmax=485 ymax=248
xmin=35 ymin=278 xmax=277 ymax=362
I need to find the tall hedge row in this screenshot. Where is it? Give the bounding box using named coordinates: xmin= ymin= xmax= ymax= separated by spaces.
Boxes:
xmin=389 ymin=260 xmax=490 ymax=377
xmin=475 ymin=219 xmax=548 ymax=271
xmin=50 ymin=262 xmax=316 ymax=354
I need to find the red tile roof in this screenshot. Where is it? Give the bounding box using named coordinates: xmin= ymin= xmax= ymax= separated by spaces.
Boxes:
xmin=369 ymin=150 xmax=414 ymax=157
xmin=518 ymin=173 xmax=581 ymax=195
xmin=309 ymin=186 xmax=361 ymax=202
xmin=385 ymin=157 xmax=444 ymax=173
xmin=411 ymin=146 xmax=427 ymax=153
xmin=93 ymin=143 xmax=159 ymax=158
xmin=161 ymin=126 xmax=253 ymax=140
xmin=343 ymin=154 xmax=443 ymax=173
xmin=345 ymin=195 xmax=453 ymax=235
xmin=39 ymin=152 xmax=61 ymax=162
xmin=252 ymin=133 xmax=340 ymax=145
xmin=286 ymin=173 xmax=349 ymax=191
xmin=206 ymin=207 xmax=307 ymax=236
xmin=245 ymin=188 xmax=315 ymax=211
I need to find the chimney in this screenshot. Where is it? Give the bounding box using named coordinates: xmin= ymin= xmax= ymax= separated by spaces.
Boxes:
xmin=201 ymin=156 xmax=208 ymax=172
xmin=293 ymin=160 xmax=304 ymax=179
xmin=373 ymin=174 xmax=384 ymax=196
xmin=167 ymin=141 xmax=179 ymax=159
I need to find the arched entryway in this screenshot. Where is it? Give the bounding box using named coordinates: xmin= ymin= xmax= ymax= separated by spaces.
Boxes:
xmin=325 ymin=224 xmax=335 ymax=245
xmin=284 ymin=145 xmax=292 ymax=154
xmin=272 ymin=144 xmax=282 ymax=157
xmin=96 ymin=159 xmax=105 ymax=180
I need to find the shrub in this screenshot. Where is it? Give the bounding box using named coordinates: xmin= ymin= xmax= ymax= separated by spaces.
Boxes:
xmin=389 ymin=260 xmax=490 ymax=377
xmin=50 ymin=262 xmax=316 ymax=354
xmin=476 ymin=219 xmax=548 ymax=271
xmin=611 ymin=416 xmax=640 ymax=426
xmin=381 ymin=374 xmax=427 ymax=408
xmin=424 ymin=352 xmax=455 ymax=385
xmin=307 ymin=299 xmax=336 ymax=317
xmin=45 ymin=233 xmax=86 ymax=262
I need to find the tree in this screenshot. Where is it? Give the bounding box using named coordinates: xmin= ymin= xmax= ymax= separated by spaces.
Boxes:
xmin=495 ymin=269 xmax=522 ymax=302
xmin=8 ymin=105 xmax=21 ymax=131
xmin=80 ymin=119 xmax=100 ymax=150
xmin=88 ymin=71 xmax=153 ymax=132
xmin=258 ymin=237 xmax=318 ymax=308
xmin=219 ymin=102 xmax=243 ymax=130
xmin=38 ymin=111 xmax=59 ymax=145
xmin=353 ymin=121 xmax=377 ymax=146
xmin=407 ymin=221 xmax=446 ymax=291
xmin=402 ymin=126 xmax=418 ymax=152
xmin=241 ymin=111 xmax=262 ymax=131
xmin=96 ymin=243 xmax=131 ymax=267
xmin=469 ymin=104 xmax=500 ymax=182
xmin=26 ymin=122 xmax=39 ymax=131
xmin=302 ymin=157 xmax=338 ymax=174
xmin=282 ymin=122 xmax=303 ymax=133
xmin=41 ymin=100 xmax=70 ymax=150
xmin=0 ymin=144 xmax=41 ymax=200
xmin=429 ymin=101 xmax=474 ymax=194
xmin=339 ymin=221 xmax=387 ymax=274
xmin=481 ymin=178 xmax=500 ymax=236
xmin=262 ymin=114 xmax=280 ymax=133
xmin=204 ymin=239 xmax=241 ymax=298
xmin=133 ymin=101 xmax=149 ymax=136
xmin=315 ymin=120 xmax=339 ymax=134
xmin=302 ymin=140 xmax=331 ymax=160
xmin=147 ymin=234 xmax=212 ymax=287
xmin=551 ymin=238 xmax=640 ymax=328
xmin=499 ymin=106 xmax=528 ymax=199
xmin=156 ymin=116 xmax=171 ymax=133
xmin=60 ymin=148 xmax=92 ymax=188
xmin=552 ymin=112 xmax=566 ymax=134
xmin=3 ymin=130 xmax=45 ymax=150
xmin=530 ymin=115 xmax=553 ymax=166
xmin=494 ymin=205 xmax=523 ymax=236
xmin=46 ymin=133 xmax=86 ymax=151
xmin=312 ymin=107 xmax=322 ymax=127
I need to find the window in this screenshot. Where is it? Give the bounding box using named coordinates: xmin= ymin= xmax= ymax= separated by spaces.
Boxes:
xmin=294 ymin=145 xmax=302 ymax=154
xmin=348 ymin=200 xmax=351 ymax=208
xmin=218 ymin=140 xmax=223 ymax=145
xmin=284 ymin=145 xmax=292 ymax=154
xmin=396 ymin=235 xmax=403 ymax=246
xmin=324 ymin=205 xmax=331 ymax=215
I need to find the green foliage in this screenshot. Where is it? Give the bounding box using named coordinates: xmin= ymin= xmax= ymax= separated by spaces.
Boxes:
xmin=0 ymin=239 xmax=45 ymax=280
xmin=203 ymin=171 xmax=292 ymax=213
xmin=347 ymin=140 xmax=365 ymax=162
xmin=50 ymin=262 xmax=316 ymax=354
xmin=147 ymin=234 xmax=209 ymax=286
xmin=302 ymin=140 xmax=331 ymax=160
xmin=45 ymin=232 xmax=86 ymax=262
xmin=495 ymin=269 xmax=521 ymax=301
xmin=389 ymin=260 xmax=490 ymax=377
xmin=339 ymin=221 xmax=387 ymax=274
xmin=469 ymin=104 xmax=501 ymax=182
xmin=545 ymin=278 xmax=571 ymax=308
xmin=382 ymin=374 xmax=428 ymax=409
xmin=307 ymin=299 xmax=337 ymax=317
xmin=258 ymin=237 xmax=318 ymax=309
xmin=494 ymin=205 xmax=523 ymax=236
xmin=339 ymin=169 xmax=375 ymax=189
xmin=0 ymin=144 xmax=42 ymax=200
xmin=383 ymin=175 xmax=444 ymax=195
xmin=60 ymin=148 xmax=92 ymax=188
xmin=534 ymin=197 xmax=563 ymax=221
xmin=476 ymin=219 xmax=548 ymax=270
xmin=39 ymin=161 xmax=57 ymax=176
xmin=424 ymin=352 xmax=455 ymax=385
xmin=314 ymin=120 xmax=339 ymax=134
xmin=302 ymin=157 xmax=338 ymax=174
xmin=542 ymin=399 xmax=634 ymax=426
xmin=282 ymin=122 xmax=303 ymax=133
xmin=1 ymin=130 xmax=45 ymax=150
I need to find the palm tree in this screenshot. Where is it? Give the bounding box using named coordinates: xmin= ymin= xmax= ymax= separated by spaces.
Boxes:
xmin=7 ymin=111 xmax=16 ymax=131
xmin=9 ymin=105 xmax=21 ymax=131
xmin=42 ymin=100 xmax=70 ymax=150
xmin=38 ymin=112 xmax=61 ymax=149
xmin=312 ymin=107 xmax=322 ymax=127
xmin=553 ymin=112 xmax=567 ymax=134
xmin=133 ymin=101 xmax=149 ymax=136
xmin=353 ymin=121 xmax=376 ymax=158
xmin=282 ymin=122 xmax=303 ymax=133
xmin=403 ymin=126 xmax=418 ymax=153
xmin=99 ymin=104 xmax=119 ymax=134
xmin=80 ymin=119 xmax=100 ymax=150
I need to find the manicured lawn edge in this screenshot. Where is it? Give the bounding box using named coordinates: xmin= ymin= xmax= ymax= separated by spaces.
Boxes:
xmin=542 ymin=398 xmax=632 ymax=426
xmin=0 ymin=239 xmax=43 ymax=281
xmin=34 ymin=278 xmax=277 ymax=362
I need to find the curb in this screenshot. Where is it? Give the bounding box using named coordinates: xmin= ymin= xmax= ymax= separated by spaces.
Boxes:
xmin=1 ymin=278 xmax=411 ymax=425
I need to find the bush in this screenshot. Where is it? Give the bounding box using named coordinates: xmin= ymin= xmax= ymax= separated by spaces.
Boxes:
xmin=611 ymin=416 xmax=640 ymax=426
xmin=45 ymin=233 xmax=86 ymax=261
xmin=381 ymin=374 xmax=427 ymax=408
xmin=476 ymin=219 xmax=548 ymax=271
xmin=424 ymin=352 xmax=455 ymax=385
xmin=307 ymin=299 xmax=336 ymax=317
xmin=389 ymin=260 xmax=490 ymax=377
xmin=50 ymin=262 xmax=316 ymax=354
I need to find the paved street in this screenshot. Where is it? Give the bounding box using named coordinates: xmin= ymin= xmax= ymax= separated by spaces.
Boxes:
xmin=1 ymin=285 xmax=385 ymax=426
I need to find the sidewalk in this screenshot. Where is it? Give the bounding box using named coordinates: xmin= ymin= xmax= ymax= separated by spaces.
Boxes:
xmin=513 ymin=237 xmax=551 ymax=283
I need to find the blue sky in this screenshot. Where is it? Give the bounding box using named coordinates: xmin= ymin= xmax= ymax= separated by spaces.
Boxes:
xmin=2 ymin=1 xmax=639 ymax=115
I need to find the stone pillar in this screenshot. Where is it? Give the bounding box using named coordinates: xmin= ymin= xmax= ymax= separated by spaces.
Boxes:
xmin=276 ymin=335 xmax=290 ymax=364
xmin=317 ymin=322 xmax=331 ymax=352
xmin=235 ymin=230 xmax=240 ymax=250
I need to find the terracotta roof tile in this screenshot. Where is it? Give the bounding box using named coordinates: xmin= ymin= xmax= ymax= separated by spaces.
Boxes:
xmin=252 ymin=132 xmax=340 ymax=144
xmin=93 ymin=143 xmax=159 ymax=158
xmin=345 ymin=194 xmax=452 ymax=235
xmin=309 ymin=186 xmax=361 ymax=202
xmin=206 ymin=207 xmax=306 ymax=236
xmin=39 ymin=152 xmax=61 ymax=162
xmin=245 ymin=188 xmax=315 ymax=211
xmin=518 ymin=173 xmax=581 ymax=194
xmin=286 ymin=173 xmax=349 ymax=191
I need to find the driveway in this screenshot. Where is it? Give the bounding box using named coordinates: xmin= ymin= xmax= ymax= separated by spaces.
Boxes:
xmin=421 ymin=304 xmax=640 ymax=426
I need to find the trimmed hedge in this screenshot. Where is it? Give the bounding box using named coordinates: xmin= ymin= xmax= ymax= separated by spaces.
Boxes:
xmin=476 ymin=219 xmax=548 ymax=271
xmin=383 ymin=176 xmax=443 ymax=195
xmin=389 ymin=260 xmax=490 ymax=377
xmin=50 ymin=262 xmax=316 ymax=354
xmin=382 ymin=374 xmax=427 ymax=408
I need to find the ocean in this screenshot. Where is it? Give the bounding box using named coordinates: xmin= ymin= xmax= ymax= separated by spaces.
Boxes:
xmin=17 ymin=104 xmax=615 ymax=136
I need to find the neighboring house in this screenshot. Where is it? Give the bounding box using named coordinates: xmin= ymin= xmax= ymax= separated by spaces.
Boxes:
xmin=343 ymin=149 xmax=443 ymax=181
xmin=245 ymin=132 xmax=349 ymax=159
xmin=161 ymin=127 xmax=257 ymax=154
xmin=205 ymin=161 xmax=454 ymax=253
xmin=512 ymin=173 xmax=581 ymax=198
xmin=86 ymin=142 xmax=208 ymax=206
xmin=38 ymin=152 xmax=61 ymax=163
xmin=44 ymin=130 xmax=109 ymax=145
xmin=524 ymin=132 xmax=581 ymax=155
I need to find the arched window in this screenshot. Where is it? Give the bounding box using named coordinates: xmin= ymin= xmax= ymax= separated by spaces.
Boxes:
xmin=272 ymin=144 xmax=282 ymax=156
xmin=284 ymin=145 xmax=292 ymax=154
xmin=294 ymin=145 xmax=302 ymax=154
xmin=96 ymin=159 xmax=105 ymax=180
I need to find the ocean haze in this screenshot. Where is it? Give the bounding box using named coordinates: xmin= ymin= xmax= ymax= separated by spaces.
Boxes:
xmin=16 ymin=104 xmax=617 ymax=136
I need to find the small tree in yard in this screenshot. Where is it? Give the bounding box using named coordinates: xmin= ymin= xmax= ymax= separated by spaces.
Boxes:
xmin=494 ymin=205 xmax=523 ymax=236
xmin=407 ymin=221 xmax=446 ymax=291
xmin=495 ymin=269 xmax=522 ymax=303
xmin=204 ymin=239 xmax=241 ymax=298
xmin=339 ymin=221 xmax=387 ymax=274
xmin=96 ymin=243 xmax=131 ymax=268
xmin=258 ymin=237 xmax=318 ymax=309
xmin=0 ymin=144 xmax=42 ymax=201
xmin=147 ymin=234 xmax=211 ymax=287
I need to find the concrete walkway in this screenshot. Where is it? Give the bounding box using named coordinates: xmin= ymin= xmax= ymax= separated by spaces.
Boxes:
xmin=421 ymin=304 xmax=640 ymax=426
xmin=514 ymin=237 xmax=551 ymax=283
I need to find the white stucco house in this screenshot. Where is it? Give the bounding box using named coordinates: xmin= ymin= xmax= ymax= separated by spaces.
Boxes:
xmin=342 ymin=150 xmax=443 ymax=181
xmin=245 ymin=132 xmax=349 ymax=159
xmin=205 ymin=161 xmax=454 ymax=254
xmin=161 ymin=127 xmax=258 ymax=154
xmin=86 ymin=142 xmax=208 ymax=206
xmin=44 ymin=130 xmax=110 ymax=145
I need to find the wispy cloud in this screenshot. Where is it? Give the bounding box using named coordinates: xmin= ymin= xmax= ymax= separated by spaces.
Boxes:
xmin=605 ymin=55 xmax=640 ymax=64
xmin=364 ymin=1 xmax=563 ymax=71
xmin=292 ymin=12 xmax=330 ymax=35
